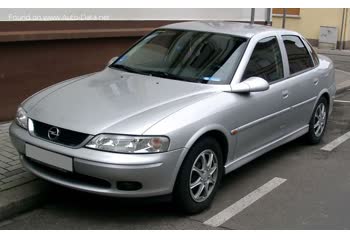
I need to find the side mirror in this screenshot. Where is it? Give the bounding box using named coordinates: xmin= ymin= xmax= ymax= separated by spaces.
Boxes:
xmin=231 ymin=77 xmax=270 ymax=93
xmin=107 ymin=56 xmax=119 ymax=66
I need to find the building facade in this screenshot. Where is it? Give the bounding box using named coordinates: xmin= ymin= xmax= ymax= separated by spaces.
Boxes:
xmin=0 ymin=8 xmax=270 ymax=121
xmin=272 ymin=8 xmax=350 ymax=49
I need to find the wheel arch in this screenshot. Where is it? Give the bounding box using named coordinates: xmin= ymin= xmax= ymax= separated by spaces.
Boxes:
xmin=193 ymin=130 xmax=229 ymax=165
xmin=320 ymin=91 xmax=330 ymax=106
xmin=170 ymin=125 xmax=232 ymax=192
xmin=311 ymin=89 xmax=331 ymax=120
xmin=184 ymin=125 xmax=231 ymax=165
xmin=173 ymin=124 xmax=235 ymax=190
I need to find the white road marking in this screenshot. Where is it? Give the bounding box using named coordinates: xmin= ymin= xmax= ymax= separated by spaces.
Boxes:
xmin=321 ymin=131 xmax=350 ymax=151
xmin=204 ymin=177 xmax=287 ymax=227
xmin=334 ymin=100 xmax=350 ymax=103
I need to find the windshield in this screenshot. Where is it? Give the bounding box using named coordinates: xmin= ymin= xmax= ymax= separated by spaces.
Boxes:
xmin=110 ymin=29 xmax=248 ymax=84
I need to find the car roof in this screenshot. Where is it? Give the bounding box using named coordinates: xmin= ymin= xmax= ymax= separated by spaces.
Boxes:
xmin=159 ymin=21 xmax=298 ymax=38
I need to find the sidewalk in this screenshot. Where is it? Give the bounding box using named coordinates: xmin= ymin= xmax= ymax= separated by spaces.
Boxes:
xmin=0 ymin=123 xmax=50 ymax=221
xmin=0 ymin=123 xmax=36 ymax=192
xmin=0 ymin=68 xmax=350 ymax=221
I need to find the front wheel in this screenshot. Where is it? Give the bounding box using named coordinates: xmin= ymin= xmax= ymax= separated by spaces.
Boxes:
xmin=305 ymin=97 xmax=329 ymax=144
xmin=173 ymin=137 xmax=223 ymax=214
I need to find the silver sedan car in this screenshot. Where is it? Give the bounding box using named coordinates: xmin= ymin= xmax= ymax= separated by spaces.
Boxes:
xmin=10 ymin=21 xmax=335 ymax=213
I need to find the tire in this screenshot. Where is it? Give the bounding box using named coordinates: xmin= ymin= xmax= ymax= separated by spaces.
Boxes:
xmin=173 ymin=137 xmax=224 ymax=214
xmin=305 ymin=96 xmax=329 ymax=144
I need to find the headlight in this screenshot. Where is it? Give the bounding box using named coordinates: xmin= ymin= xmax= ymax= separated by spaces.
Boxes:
xmin=85 ymin=134 xmax=170 ymax=153
xmin=15 ymin=107 xmax=28 ymax=129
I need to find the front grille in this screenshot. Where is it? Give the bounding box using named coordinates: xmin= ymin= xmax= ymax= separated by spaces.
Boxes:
xmin=32 ymin=119 xmax=89 ymax=147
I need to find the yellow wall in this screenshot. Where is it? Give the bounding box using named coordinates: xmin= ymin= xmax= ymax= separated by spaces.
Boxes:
xmin=272 ymin=8 xmax=345 ymax=42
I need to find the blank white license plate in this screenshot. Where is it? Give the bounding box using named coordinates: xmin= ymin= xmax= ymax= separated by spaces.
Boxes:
xmin=25 ymin=144 xmax=73 ymax=172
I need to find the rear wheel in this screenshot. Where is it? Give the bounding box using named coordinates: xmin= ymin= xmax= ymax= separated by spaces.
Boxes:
xmin=305 ymin=97 xmax=329 ymax=144
xmin=173 ymin=137 xmax=223 ymax=214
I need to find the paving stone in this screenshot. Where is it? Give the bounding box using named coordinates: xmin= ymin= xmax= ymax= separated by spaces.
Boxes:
xmin=3 ymin=168 xmax=25 ymax=177
xmin=4 ymin=143 xmax=15 ymax=150
xmin=0 ymin=161 xmax=10 ymax=168
xmin=0 ymin=168 xmax=7 ymax=174
xmin=0 ymin=151 xmax=15 ymax=158
xmin=1 ymin=146 xmax=16 ymax=154
xmin=8 ymin=160 xmax=20 ymax=166
xmin=0 ymin=125 xmax=11 ymax=131
xmin=9 ymin=155 xmax=19 ymax=161
xmin=6 ymin=164 xmax=23 ymax=171
xmin=0 ymin=175 xmax=36 ymax=191
xmin=1 ymin=172 xmax=32 ymax=183
xmin=0 ymin=155 xmax=13 ymax=163
xmin=3 ymin=144 xmax=16 ymax=151
xmin=0 ymin=122 xmax=37 ymax=192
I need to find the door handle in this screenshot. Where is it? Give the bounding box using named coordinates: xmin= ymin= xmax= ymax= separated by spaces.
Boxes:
xmin=313 ymin=78 xmax=319 ymax=85
xmin=282 ymin=90 xmax=289 ymax=99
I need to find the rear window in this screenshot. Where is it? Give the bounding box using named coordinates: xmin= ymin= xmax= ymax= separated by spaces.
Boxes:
xmin=304 ymin=39 xmax=320 ymax=65
xmin=282 ymin=35 xmax=314 ymax=75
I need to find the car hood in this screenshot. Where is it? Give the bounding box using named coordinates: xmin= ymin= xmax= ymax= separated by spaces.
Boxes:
xmin=27 ymin=68 xmax=220 ymax=135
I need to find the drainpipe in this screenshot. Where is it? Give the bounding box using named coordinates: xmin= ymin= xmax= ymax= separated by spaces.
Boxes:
xmin=266 ymin=8 xmax=272 ymax=25
xmin=251 ymin=8 xmax=255 ymax=24
xmin=345 ymin=9 xmax=349 ymax=49
xmin=282 ymin=8 xmax=287 ymax=29
xmin=340 ymin=8 xmax=346 ymax=50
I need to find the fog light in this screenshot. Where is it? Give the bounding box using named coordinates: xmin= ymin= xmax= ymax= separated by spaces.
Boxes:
xmin=117 ymin=181 xmax=142 ymax=191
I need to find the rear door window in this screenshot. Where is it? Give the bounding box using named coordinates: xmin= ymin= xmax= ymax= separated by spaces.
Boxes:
xmin=282 ymin=35 xmax=314 ymax=75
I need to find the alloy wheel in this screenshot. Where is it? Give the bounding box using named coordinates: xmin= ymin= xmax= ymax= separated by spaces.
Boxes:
xmin=314 ymin=102 xmax=327 ymax=137
xmin=189 ymin=149 xmax=218 ymax=202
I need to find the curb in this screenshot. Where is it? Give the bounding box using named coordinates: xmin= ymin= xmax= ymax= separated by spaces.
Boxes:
xmin=335 ymin=69 xmax=350 ymax=94
xmin=317 ymin=49 xmax=350 ymax=57
xmin=0 ymin=179 xmax=51 ymax=221
xmin=336 ymin=81 xmax=350 ymax=94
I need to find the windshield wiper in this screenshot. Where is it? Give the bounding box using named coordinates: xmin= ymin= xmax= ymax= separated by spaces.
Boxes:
xmin=142 ymin=70 xmax=191 ymax=82
xmin=111 ymin=65 xmax=195 ymax=82
xmin=111 ymin=64 xmax=147 ymax=75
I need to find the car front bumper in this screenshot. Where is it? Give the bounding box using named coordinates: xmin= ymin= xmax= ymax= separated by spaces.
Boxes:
xmin=9 ymin=122 xmax=186 ymax=197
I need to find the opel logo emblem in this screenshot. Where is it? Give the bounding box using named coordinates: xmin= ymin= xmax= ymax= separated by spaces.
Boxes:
xmin=48 ymin=127 xmax=60 ymax=141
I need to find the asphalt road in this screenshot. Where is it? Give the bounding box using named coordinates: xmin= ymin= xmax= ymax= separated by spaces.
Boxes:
xmin=1 ymin=90 xmax=350 ymax=230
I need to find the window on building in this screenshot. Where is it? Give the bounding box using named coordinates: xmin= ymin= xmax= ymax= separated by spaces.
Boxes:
xmin=242 ymin=37 xmax=284 ymax=83
xmin=282 ymin=35 xmax=314 ymax=75
xmin=272 ymin=8 xmax=300 ymax=16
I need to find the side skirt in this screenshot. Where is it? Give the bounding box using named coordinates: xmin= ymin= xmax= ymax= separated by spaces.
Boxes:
xmin=224 ymin=125 xmax=309 ymax=174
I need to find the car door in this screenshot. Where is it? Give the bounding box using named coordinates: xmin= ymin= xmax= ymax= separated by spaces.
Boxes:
xmin=279 ymin=35 xmax=319 ymax=134
xmin=232 ymin=36 xmax=290 ymax=160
